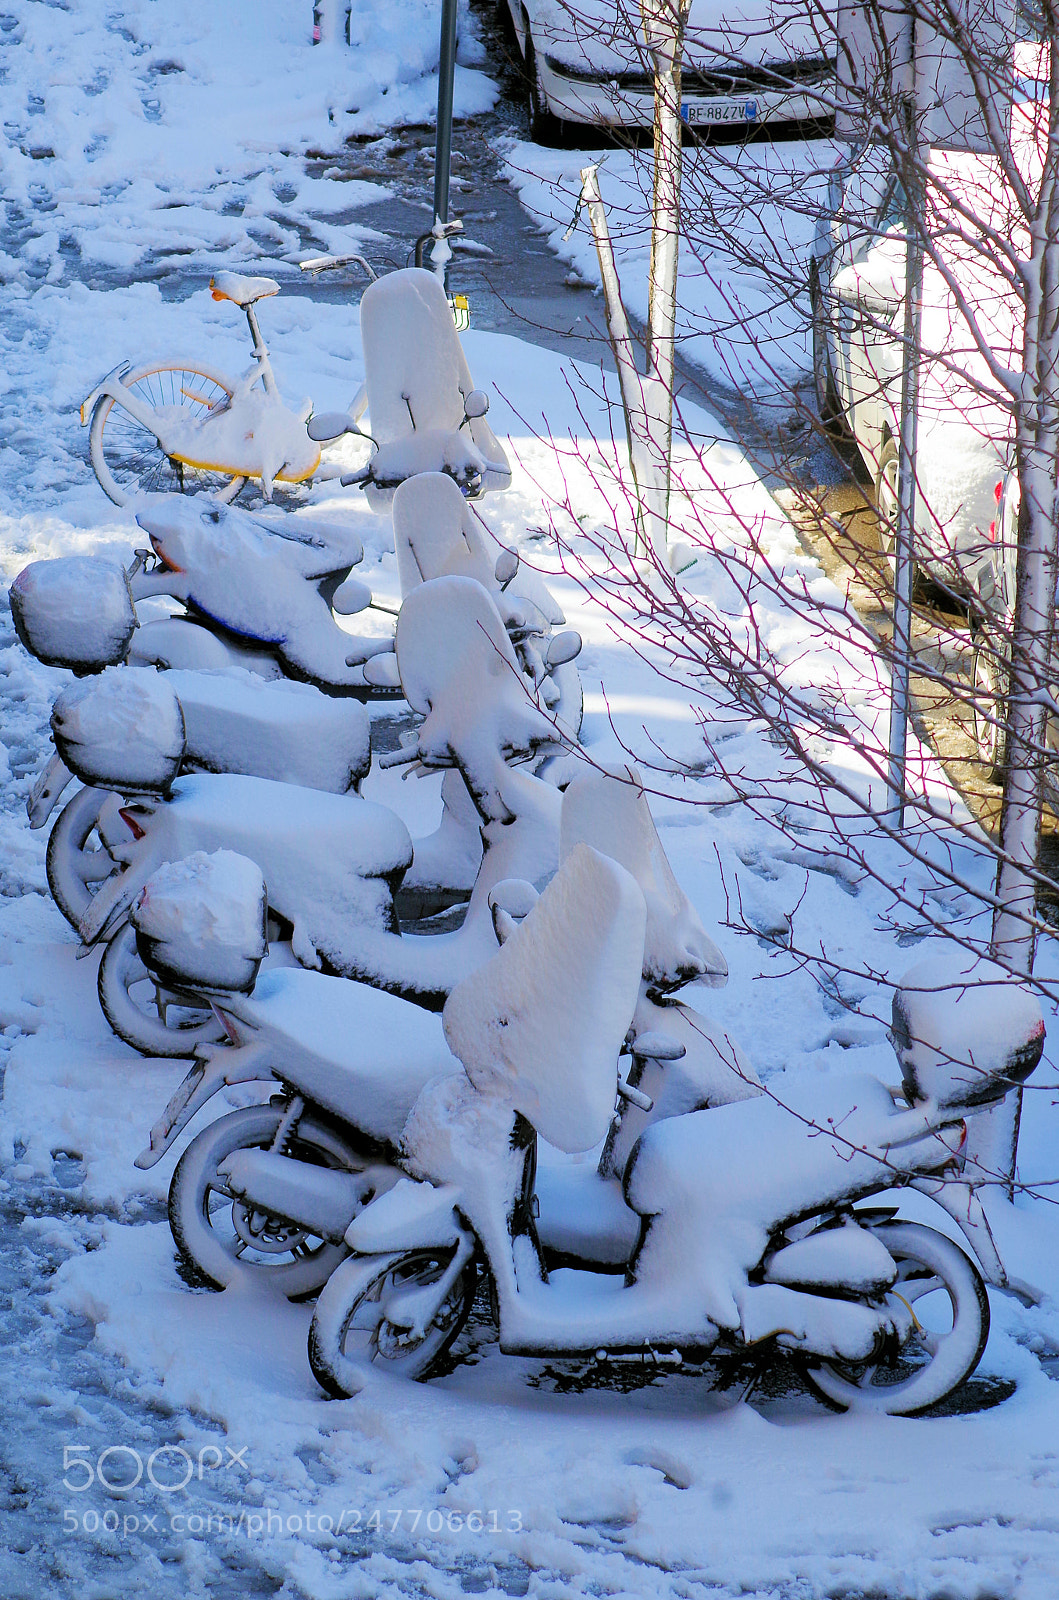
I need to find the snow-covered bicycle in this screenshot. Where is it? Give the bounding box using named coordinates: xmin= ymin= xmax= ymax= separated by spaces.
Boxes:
xmin=81 ymin=271 xmax=330 ymax=506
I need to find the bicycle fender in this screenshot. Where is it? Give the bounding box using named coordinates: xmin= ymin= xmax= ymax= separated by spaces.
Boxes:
xmin=80 ymin=361 xmax=134 ymax=425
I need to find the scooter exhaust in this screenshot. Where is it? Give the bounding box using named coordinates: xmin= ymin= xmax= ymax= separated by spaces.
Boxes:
xmin=217 ymin=1149 xmax=398 ymax=1244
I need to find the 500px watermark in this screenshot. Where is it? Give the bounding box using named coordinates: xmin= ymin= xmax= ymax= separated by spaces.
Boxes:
xmin=62 ymin=1442 xmax=248 ymax=1495
xmin=62 ymin=1506 xmax=525 ymax=1541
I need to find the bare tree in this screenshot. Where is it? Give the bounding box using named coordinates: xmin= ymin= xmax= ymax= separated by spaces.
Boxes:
xmin=503 ymin=0 xmax=1059 ymax=1186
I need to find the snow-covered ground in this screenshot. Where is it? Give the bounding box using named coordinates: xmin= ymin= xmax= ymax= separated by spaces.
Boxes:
xmin=3 ymin=5 xmax=1059 ymax=1598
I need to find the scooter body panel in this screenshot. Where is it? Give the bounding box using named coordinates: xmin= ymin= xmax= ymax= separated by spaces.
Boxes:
xmin=80 ymin=772 xmax=412 ymax=950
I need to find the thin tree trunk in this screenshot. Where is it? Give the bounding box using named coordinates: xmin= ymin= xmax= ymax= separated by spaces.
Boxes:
xmin=642 ymin=0 xmax=687 ymax=560
xmin=985 ymin=55 xmax=1059 ymax=1185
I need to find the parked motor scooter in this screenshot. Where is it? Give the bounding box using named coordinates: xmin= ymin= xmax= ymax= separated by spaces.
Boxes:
xmin=73 ymin=578 xmax=573 ymax=1052
xmin=309 ymin=573 xmax=583 ymax=1008
xmin=129 ymin=763 xmax=739 ymax=1295
xmin=307 ymin=844 xmax=1045 ymax=1417
xmin=391 ymin=472 xmax=582 ymax=742
xmin=9 ymin=497 xmax=396 ymax=696
xmin=306 ymin=267 xmax=511 ymax=510
xmin=32 ymin=664 xmax=372 ymax=926
xmin=129 ymin=848 xmax=463 ymax=1297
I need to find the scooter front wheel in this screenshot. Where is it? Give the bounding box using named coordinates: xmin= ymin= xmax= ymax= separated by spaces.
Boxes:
xmin=98 ymin=922 xmax=226 ymax=1058
xmin=803 ymin=1221 xmax=990 ymax=1416
xmin=46 ymin=785 xmax=125 ymax=928
xmin=308 ymin=1246 xmax=477 ymax=1397
xmin=169 ymin=1104 xmax=370 ymax=1299
xmin=89 ymin=362 xmax=246 ymax=506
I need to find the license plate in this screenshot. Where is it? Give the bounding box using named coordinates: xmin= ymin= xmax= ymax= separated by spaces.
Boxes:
xmin=682 ymin=99 xmax=759 ymax=124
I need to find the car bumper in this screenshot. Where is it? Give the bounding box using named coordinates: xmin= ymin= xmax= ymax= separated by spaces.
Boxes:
xmin=538 ymin=53 xmax=831 ymax=130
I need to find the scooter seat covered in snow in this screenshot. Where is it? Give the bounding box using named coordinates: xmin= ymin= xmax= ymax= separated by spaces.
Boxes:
xmin=219 ymin=967 xmax=460 ymax=1143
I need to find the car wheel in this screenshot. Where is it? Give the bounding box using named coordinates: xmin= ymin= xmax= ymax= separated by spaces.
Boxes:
xmin=525 ymin=32 xmax=561 ymax=145
xmin=876 ymin=436 xmax=922 ymax=598
xmin=810 ymin=265 xmax=847 ymax=438
xmin=972 ymin=634 xmax=1009 ymax=783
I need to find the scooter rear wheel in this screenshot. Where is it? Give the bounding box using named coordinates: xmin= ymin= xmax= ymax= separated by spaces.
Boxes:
xmin=98 ymin=922 xmax=226 ymax=1058
xmin=308 ymin=1246 xmax=477 ymax=1396
xmin=46 ymin=785 xmax=125 ymax=929
xmin=803 ymin=1221 xmax=990 ymax=1416
xmin=89 ymin=362 xmax=246 ymax=507
xmin=169 ymin=1104 xmax=372 ymax=1299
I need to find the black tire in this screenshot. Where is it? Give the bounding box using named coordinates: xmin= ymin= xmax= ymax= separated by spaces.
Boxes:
xmin=803 ymin=1222 xmax=990 ymax=1416
xmin=875 ymin=435 xmax=922 ymax=598
xmin=168 ymin=1104 xmax=373 ymax=1298
xmin=46 ymin=786 xmax=124 ymax=929
xmin=98 ymin=922 xmax=225 ymax=1058
xmin=972 ymin=636 xmax=1008 ymax=783
xmin=809 ymin=265 xmax=847 ymax=437
xmin=525 ymin=32 xmax=562 ymax=145
xmin=308 ymin=1246 xmax=477 ymax=1396
xmin=89 ymin=362 xmax=246 ymax=507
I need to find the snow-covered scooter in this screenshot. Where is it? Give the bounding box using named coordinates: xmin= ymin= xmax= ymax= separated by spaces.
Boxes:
xmin=307 ymin=845 xmax=1045 ymax=1417
xmin=31 ymin=665 xmax=372 ymax=928
xmin=391 ymin=471 xmax=582 ymax=742
xmin=10 ymin=497 xmax=396 ymax=695
xmin=306 ymin=267 xmax=511 ymax=510
xmin=130 ymin=766 xmax=738 ymax=1296
xmin=72 ymin=577 xmax=575 ymax=1053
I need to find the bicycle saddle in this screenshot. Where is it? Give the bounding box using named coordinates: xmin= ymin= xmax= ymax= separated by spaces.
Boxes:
xmin=209 ymin=272 xmax=280 ymax=306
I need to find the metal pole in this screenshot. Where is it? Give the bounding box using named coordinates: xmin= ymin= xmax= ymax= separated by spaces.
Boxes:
xmin=577 ymin=165 xmax=663 ymax=560
xmin=885 ymin=47 xmax=922 ymax=823
xmin=434 ymin=0 xmax=458 ymax=228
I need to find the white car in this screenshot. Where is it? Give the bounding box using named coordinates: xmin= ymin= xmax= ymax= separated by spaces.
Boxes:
xmin=810 ymin=142 xmax=1011 ymax=597
xmin=504 ymin=0 xmax=835 ymax=141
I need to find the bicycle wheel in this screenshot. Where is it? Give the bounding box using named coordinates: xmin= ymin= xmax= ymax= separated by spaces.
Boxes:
xmin=89 ymin=361 xmax=247 ymax=506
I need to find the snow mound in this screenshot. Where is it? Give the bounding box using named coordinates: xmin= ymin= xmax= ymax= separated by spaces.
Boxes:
xmin=51 ymin=668 xmax=186 ymax=791
xmin=442 ymin=842 xmax=646 ymax=1153
xmin=892 ymin=953 xmax=1046 ymax=1107
xmin=131 ymin=849 xmax=267 ymax=994
xmin=10 ymin=556 xmax=136 ymax=670
xmin=560 ymin=763 xmax=728 ymax=992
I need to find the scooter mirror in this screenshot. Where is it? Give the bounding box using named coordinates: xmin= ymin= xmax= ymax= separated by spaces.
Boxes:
xmin=361 ymin=652 xmax=401 ymax=688
xmin=463 ymin=389 xmax=490 ymax=419
xmin=488 ymin=877 xmax=540 ymax=947
xmin=495 ymin=549 xmax=519 ymax=589
xmin=629 ymin=1031 xmax=686 ymax=1062
xmin=487 ymin=877 xmax=541 ymax=920
xmin=545 ymin=630 xmax=582 ymax=670
xmin=331 ymin=576 xmax=373 ymax=616
xmin=306 ymin=411 xmax=355 ymax=442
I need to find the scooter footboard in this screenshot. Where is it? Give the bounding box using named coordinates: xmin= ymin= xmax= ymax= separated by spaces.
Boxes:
xmin=344 ymin=1177 xmax=466 ymax=1252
